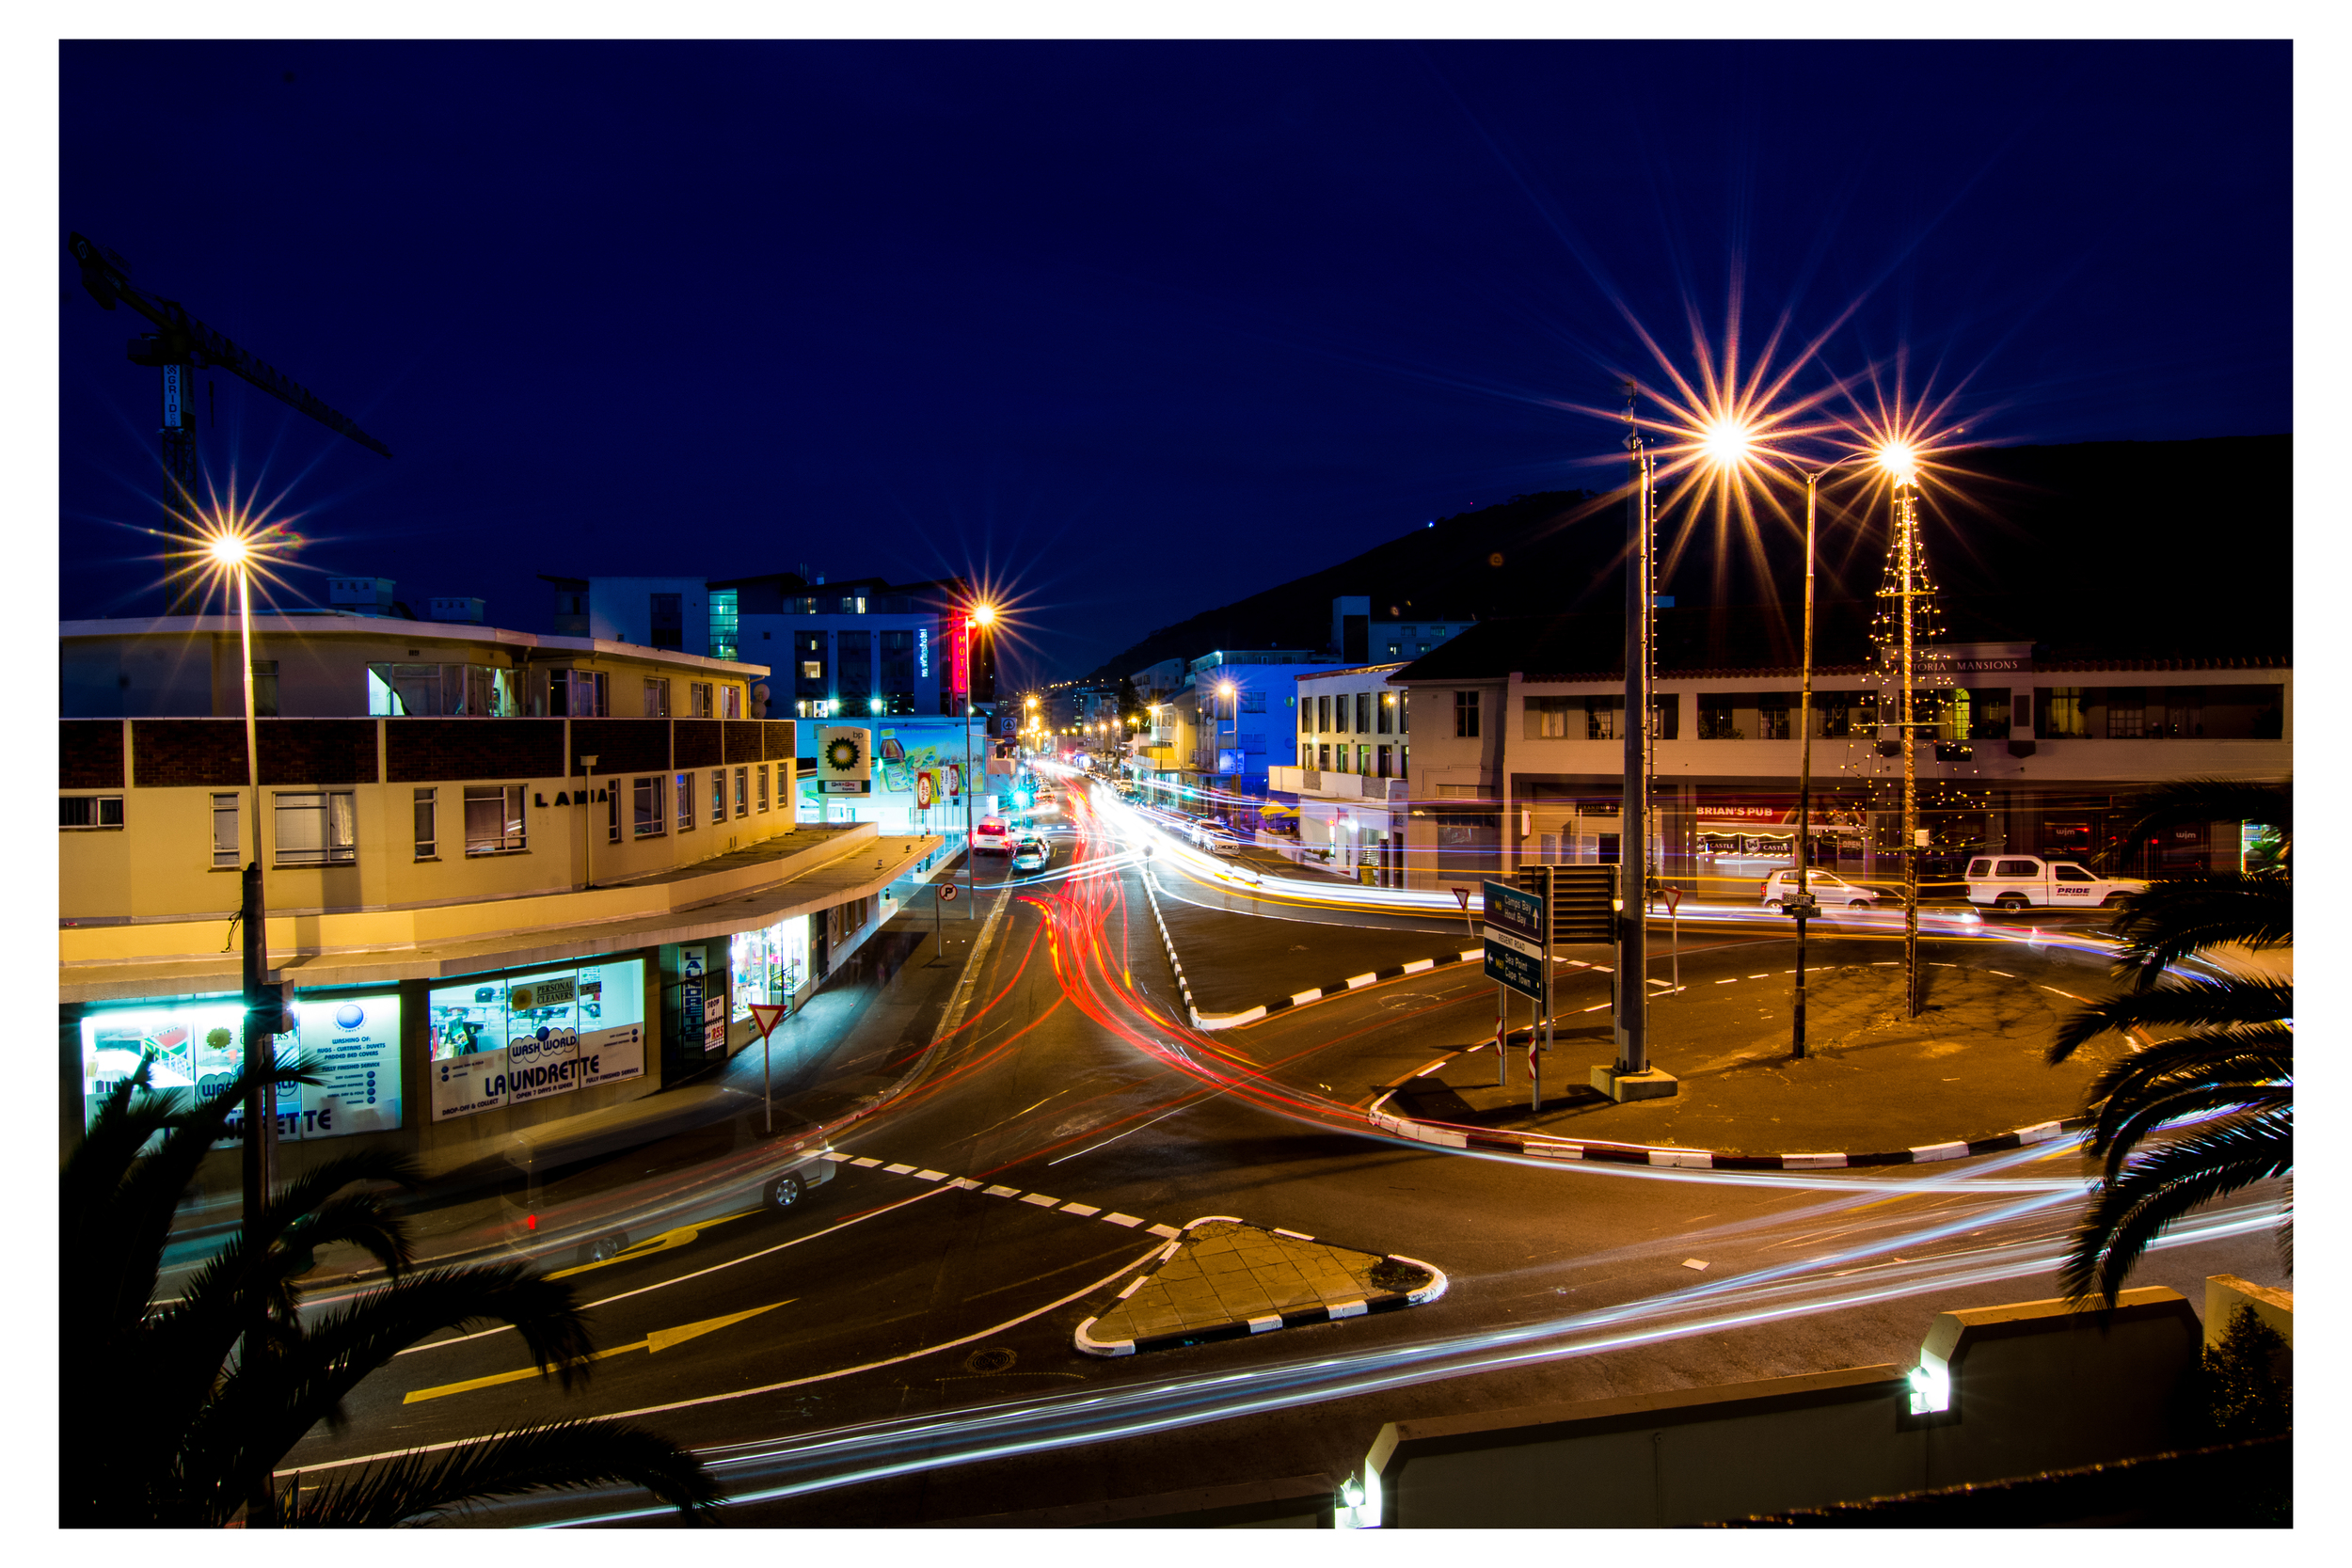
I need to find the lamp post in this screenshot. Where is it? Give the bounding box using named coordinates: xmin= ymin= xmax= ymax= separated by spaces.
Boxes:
xmin=1886 ymin=461 xmax=1927 ymax=1019
xmin=579 ymin=753 xmax=601 ymax=889
xmin=1788 ymin=453 xmax=1870 ymax=1056
xmin=964 ymin=603 xmax=996 ymax=918
xmin=1607 ymin=383 xmax=1659 ymax=1097
xmin=1216 ymin=680 xmax=1236 ymax=831
xmin=207 ymin=535 xmax=277 ymax=1239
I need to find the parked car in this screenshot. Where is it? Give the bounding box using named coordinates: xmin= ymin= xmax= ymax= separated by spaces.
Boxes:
xmin=971 ymin=818 xmax=1014 ymax=855
xmin=1964 ymin=855 xmax=2147 ymax=911
xmin=1759 ymin=869 xmax=1884 ymax=911
xmin=1011 ymin=836 xmax=1051 ymax=872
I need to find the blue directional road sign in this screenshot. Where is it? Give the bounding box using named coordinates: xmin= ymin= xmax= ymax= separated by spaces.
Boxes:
xmin=1482 ymin=879 xmax=1549 ymax=1002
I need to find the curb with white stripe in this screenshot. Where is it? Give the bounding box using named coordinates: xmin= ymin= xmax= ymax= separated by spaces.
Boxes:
xmin=1361 ymin=1039 xmax=2092 ymax=1170
xmin=1073 ymin=1216 xmax=1450 ymax=1358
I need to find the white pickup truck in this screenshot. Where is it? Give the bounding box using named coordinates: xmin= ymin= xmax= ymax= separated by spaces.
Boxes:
xmin=1964 ymin=855 xmax=2147 ymax=911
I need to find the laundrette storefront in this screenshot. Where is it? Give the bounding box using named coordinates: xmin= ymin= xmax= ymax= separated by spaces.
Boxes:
xmin=71 ymin=899 xmax=882 ymax=1162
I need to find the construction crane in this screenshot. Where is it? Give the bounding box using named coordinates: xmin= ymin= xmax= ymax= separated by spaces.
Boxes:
xmin=67 ymin=231 xmax=392 ymax=610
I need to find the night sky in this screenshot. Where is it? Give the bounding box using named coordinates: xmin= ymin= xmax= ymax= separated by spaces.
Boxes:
xmin=56 ymin=40 xmax=2292 ymax=685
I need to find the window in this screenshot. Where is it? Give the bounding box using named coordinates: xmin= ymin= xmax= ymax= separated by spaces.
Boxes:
xmin=1587 ymin=698 xmax=1618 ymax=740
xmin=463 ymin=784 xmax=527 ymax=855
xmin=690 ymin=681 xmax=713 ymax=718
xmin=248 ymin=660 xmax=280 ymax=718
xmin=1756 ymin=695 xmax=1790 ymax=740
xmin=649 ymin=592 xmax=683 ymax=651
xmin=735 ymin=766 xmax=750 ymax=817
xmin=1454 ymin=689 xmax=1480 ymax=737
xmin=275 ymin=791 xmax=358 ymax=865
xmin=1377 ymin=691 xmax=1394 ymax=734
xmin=2037 ymin=688 xmax=2092 ymax=738
xmin=1317 ymin=743 xmax=1331 ymax=769
xmin=1377 ymin=744 xmax=1392 ymax=778
xmin=632 ymin=775 xmax=666 ymax=838
xmin=1359 ymin=743 xmax=1373 ymax=775
xmin=1996 ymin=859 xmax=2041 ymax=878
xmin=1963 ymin=688 xmax=2012 ymax=740
xmin=881 ymin=628 xmax=917 ymax=714
xmin=1317 ymin=695 xmax=1330 ymax=733
xmin=757 ymin=764 xmax=771 ymax=812
xmin=837 ymin=629 xmax=874 ymax=713
xmin=213 ymin=794 xmax=240 ymax=866
xmin=1300 ymin=697 xmax=1313 ymax=734
xmin=413 ymin=787 xmax=437 ymax=859
xmin=801 ymin=660 xmax=822 ymax=679
xmin=711 ymin=769 xmax=726 ymax=823
xmin=1356 ymin=692 xmax=1372 ymax=733
xmin=2106 ymin=686 xmax=2146 ymax=738
xmin=2054 ymin=864 xmax=2096 ymax=883
xmin=59 ymin=795 xmax=124 ymax=829
xmin=677 ymin=772 xmax=695 ymax=832
xmin=607 ymin=781 xmax=620 ymax=845
xmin=1240 ymin=690 xmax=1266 ymax=714
xmin=1524 ymin=696 xmax=1575 ymax=738
xmin=549 ymin=669 xmax=608 ymax=718
xmin=722 ymin=685 xmax=743 ymax=720
xmin=708 ymin=589 xmax=739 ymax=661
xmin=1697 ymin=695 xmax=1737 ymax=739
xmin=643 ymin=678 xmax=671 ymax=718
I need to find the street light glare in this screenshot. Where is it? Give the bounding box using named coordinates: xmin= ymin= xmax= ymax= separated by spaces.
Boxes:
xmin=972 ymin=603 xmax=997 ymax=627
xmin=1697 ymin=420 xmax=1754 ymax=468
xmin=1878 ymin=443 xmax=1920 ymax=484
xmin=206 ymin=533 xmax=250 ymax=567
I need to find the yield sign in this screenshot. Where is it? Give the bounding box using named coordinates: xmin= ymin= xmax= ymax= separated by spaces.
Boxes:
xmin=747 ymin=1003 xmax=788 ymax=1041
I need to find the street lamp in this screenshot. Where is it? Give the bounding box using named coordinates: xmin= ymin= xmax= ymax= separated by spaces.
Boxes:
xmin=962 ymin=601 xmax=997 ymax=917
xmin=205 ymin=531 xmax=279 ymax=1234
xmin=1702 ymin=427 xmax=1950 ymax=1042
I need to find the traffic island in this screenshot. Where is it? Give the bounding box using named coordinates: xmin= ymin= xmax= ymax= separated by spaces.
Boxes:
xmin=1075 ymin=1216 xmax=1448 ymax=1356
xmin=1368 ymin=957 xmax=2111 ymax=1167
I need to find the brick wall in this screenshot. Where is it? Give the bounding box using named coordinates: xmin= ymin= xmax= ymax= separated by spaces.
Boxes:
xmin=131 ymin=719 xmax=389 ymax=786
xmin=569 ymin=718 xmax=670 ymax=776
xmin=132 ymin=720 xmax=249 ymax=786
xmin=763 ymin=719 xmax=796 ymax=761
xmin=387 ymin=719 xmax=567 ymax=783
xmin=260 ymin=719 xmax=379 ymax=785
xmin=674 ymin=719 xmax=723 ymax=768
xmin=60 ymin=721 xmax=124 ymax=789
xmin=723 ymin=719 xmax=764 ymax=764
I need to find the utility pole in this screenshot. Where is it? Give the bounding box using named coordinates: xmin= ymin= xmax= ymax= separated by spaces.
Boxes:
xmin=1597 ymin=383 xmax=1676 ymax=1102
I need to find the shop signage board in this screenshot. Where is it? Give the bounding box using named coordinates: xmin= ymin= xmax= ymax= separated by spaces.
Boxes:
xmin=506 ymin=1029 xmax=582 ymax=1104
xmin=680 ymin=946 xmax=706 ymax=1054
xmin=577 ymin=1022 xmax=644 ymax=1088
xmin=704 ymin=991 xmax=727 ymax=1053
xmin=818 ymin=726 xmax=873 ymax=795
xmin=295 ymin=993 xmax=403 ymax=1137
xmin=1482 ymin=879 xmax=1549 ymax=1003
xmin=79 ymin=991 xmax=401 ymax=1144
xmin=431 ymin=1050 xmax=509 ymax=1120
xmin=914 ymin=768 xmax=935 ymax=811
xmin=425 ymin=958 xmax=645 ymax=1121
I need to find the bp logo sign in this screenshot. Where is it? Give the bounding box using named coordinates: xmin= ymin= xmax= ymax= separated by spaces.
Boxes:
xmin=817 ymin=725 xmax=874 ymax=795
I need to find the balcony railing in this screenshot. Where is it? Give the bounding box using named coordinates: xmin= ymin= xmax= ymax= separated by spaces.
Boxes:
xmin=1267 ymin=766 xmax=1406 ymax=800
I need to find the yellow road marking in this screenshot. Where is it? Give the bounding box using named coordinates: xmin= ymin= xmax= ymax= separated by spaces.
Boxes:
xmin=403 ymin=1299 xmax=793 ymax=1403
xmin=545 ymin=1209 xmax=757 ymax=1280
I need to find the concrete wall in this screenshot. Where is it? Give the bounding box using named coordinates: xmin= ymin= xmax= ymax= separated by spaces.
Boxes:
xmin=1363 ymin=1287 xmax=2203 ymax=1528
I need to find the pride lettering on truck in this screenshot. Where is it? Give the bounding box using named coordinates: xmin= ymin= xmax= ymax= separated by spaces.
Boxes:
xmin=1965 ymin=855 xmax=2147 ymax=911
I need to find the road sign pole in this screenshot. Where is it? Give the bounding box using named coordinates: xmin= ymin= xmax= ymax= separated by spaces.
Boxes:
xmin=1496 ymin=987 xmax=1515 ymax=1085
xmin=747 ymin=1004 xmax=790 ymax=1136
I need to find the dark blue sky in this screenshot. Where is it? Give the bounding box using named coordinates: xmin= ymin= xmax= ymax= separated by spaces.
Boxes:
xmin=58 ymin=40 xmax=2291 ymax=683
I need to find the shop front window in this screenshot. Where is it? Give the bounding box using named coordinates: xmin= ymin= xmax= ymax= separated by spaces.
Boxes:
xmin=730 ymin=916 xmax=813 ymax=1021
xmin=425 ymin=959 xmax=647 ymax=1121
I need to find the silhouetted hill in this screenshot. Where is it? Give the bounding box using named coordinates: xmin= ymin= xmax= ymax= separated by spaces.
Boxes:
xmin=1089 ymin=436 xmax=2290 ymax=677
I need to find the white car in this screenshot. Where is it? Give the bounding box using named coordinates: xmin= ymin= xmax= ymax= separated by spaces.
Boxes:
xmin=1965 ymin=856 xmax=2146 ymax=911
xmin=971 ymin=818 xmax=1014 ymax=856
xmin=1759 ymin=869 xmax=1884 ymax=911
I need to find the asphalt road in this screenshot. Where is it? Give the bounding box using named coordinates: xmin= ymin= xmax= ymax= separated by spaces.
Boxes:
xmin=276 ymin=770 xmax=2293 ymax=1527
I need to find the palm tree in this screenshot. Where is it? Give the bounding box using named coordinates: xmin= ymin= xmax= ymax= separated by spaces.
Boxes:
xmin=2048 ymin=779 xmax=2292 ymax=1307
xmin=62 ymin=1050 xmax=721 ymax=1528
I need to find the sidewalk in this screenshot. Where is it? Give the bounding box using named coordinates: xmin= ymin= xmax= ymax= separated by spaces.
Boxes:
xmin=1373 ymin=960 xmax=2116 ymax=1164
xmin=176 ymin=861 xmax=1009 ymax=1284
